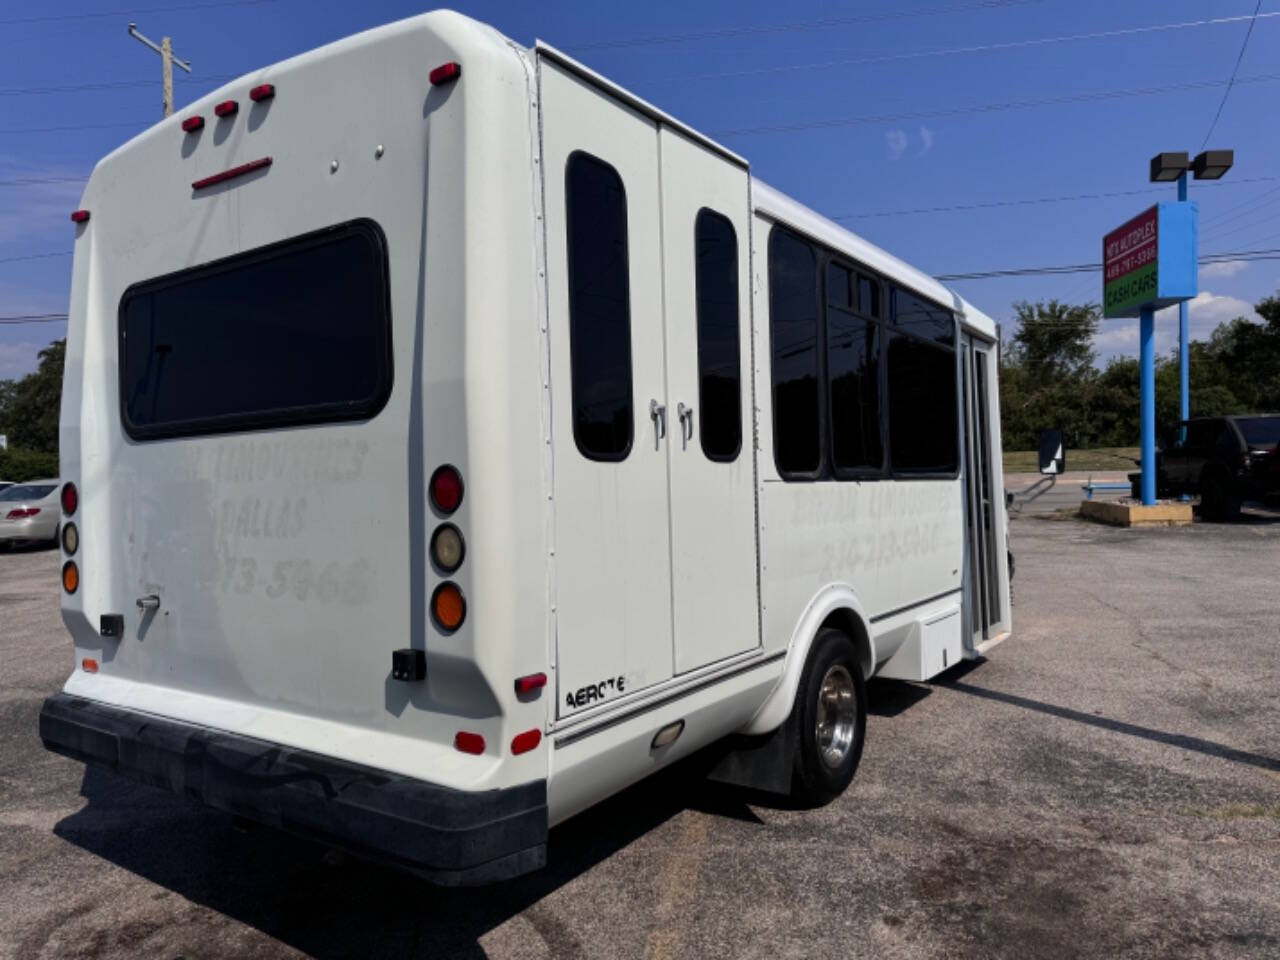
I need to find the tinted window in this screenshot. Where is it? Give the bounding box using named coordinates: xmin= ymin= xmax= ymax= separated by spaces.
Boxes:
xmin=887 ymin=334 xmax=957 ymax=473
xmin=827 ymin=263 xmax=882 ymax=471
xmin=0 ymin=484 xmax=57 ymax=502
xmin=1184 ymin=421 xmax=1215 ymax=447
xmin=1239 ymin=417 xmax=1280 ymax=447
xmin=565 ymin=152 xmax=633 ymax=461
xmin=694 ymin=209 xmax=741 ymax=461
xmin=893 ymin=289 xmax=954 ymax=346
xmin=120 ymin=219 xmax=391 ymax=440
xmin=769 ymin=228 xmax=821 ymax=475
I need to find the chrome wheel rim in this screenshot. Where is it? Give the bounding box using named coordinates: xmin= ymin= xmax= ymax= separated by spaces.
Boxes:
xmin=816 ymin=664 xmax=857 ymax=769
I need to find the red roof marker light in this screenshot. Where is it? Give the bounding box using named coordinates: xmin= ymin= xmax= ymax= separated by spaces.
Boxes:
xmin=515 ymin=673 xmax=547 ymax=695
xmin=214 ymin=99 xmax=238 ymax=118
xmin=181 ymin=115 xmax=204 ymax=133
xmin=70 ymin=210 xmax=90 ymax=224
xmin=249 ymin=83 xmax=275 ymax=102
xmin=429 ymin=61 xmax=461 ymax=86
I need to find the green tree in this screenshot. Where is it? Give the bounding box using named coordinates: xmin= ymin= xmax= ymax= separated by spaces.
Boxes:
xmin=0 ymin=340 xmax=64 ymax=453
xmin=1000 ymin=300 xmax=1101 ymax=450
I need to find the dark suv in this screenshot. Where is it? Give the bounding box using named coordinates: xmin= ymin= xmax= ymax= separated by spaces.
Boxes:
xmin=1130 ymin=415 xmax=1280 ymax=519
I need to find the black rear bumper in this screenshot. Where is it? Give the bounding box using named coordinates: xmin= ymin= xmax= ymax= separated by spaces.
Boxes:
xmin=39 ymin=693 xmax=547 ymax=885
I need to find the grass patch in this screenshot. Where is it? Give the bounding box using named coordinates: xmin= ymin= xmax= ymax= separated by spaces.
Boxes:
xmin=1002 ymin=446 xmax=1140 ymax=473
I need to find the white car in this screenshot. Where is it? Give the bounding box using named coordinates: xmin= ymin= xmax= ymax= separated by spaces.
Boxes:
xmin=0 ymin=480 xmax=61 ymax=548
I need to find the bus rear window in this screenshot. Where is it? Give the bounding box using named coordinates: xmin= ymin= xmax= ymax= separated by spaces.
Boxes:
xmin=119 ymin=219 xmax=392 ymax=440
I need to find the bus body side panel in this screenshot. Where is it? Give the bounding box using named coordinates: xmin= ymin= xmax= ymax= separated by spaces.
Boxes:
xmin=55 ymin=12 xmax=549 ymax=797
xmin=750 ymin=209 xmax=965 ymax=695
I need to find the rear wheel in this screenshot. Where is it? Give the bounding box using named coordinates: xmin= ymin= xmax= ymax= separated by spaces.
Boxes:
xmin=791 ymin=628 xmax=866 ymax=805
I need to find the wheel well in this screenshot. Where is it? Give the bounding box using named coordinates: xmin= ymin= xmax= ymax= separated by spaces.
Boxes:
xmin=819 ymin=608 xmax=873 ymax=680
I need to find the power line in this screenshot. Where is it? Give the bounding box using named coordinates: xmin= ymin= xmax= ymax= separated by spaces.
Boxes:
xmin=709 ymin=71 xmax=1280 ymax=138
xmin=936 ymin=247 xmax=1280 ymax=281
xmin=832 ymin=174 xmax=1280 ymax=220
xmin=1200 ymin=0 xmax=1265 ymax=150
xmin=0 ymin=175 xmax=88 ymax=188
xmin=665 ymin=11 xmax=1280 ymax=84
xmin=0 ymin=121 xmax=147 ymax=136
xmin=0 ymin=314 xmax=68 ymax=325
xmin=0 ymin=252 xmax=73 ymax=265
xmin=0 ymin=74 xmax=236 ymax=98
xmin=569 ymin=0 xmax=1048 ymax=51
xmin=0 ymin=1 xmax=276 ymax=28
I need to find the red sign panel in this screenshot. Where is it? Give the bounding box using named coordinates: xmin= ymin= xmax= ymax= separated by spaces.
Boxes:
xmin=1103 ymin=206 xmax=1158 ymax=284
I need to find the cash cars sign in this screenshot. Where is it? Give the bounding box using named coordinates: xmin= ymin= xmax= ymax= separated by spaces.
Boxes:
xmin=1102 ymin=202 xmax=1197 ymax=318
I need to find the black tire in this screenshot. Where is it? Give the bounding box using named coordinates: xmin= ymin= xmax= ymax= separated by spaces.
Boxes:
xmin=791 ymin=628 xmax=867 ymax=806
xmin=1199 ymin=468 xmax=1241 ymax=522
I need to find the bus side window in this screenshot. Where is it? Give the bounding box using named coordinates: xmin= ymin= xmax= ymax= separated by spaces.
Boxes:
xmin=827 ymin=262 xmax=883 ymax=474
xmin=565 ymin=151 xmax=634 ymax=461
xmin=694 ymin=209 xmax=742 ymax=462
xmin=886 ymin=288 xmax=958 ymax=475
xmin=768 ymin=226 xmax=821 ymax=477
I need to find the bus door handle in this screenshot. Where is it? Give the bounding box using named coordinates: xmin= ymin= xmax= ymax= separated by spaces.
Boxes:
xmin=677 ymin=403 xmax=694 ymax=450
xmin=649 ymin=400 xmax=666 ymax=449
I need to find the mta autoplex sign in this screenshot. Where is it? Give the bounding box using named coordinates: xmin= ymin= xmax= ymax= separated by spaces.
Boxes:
xmin=1102 ymin=202 xmax=1198 ymax=318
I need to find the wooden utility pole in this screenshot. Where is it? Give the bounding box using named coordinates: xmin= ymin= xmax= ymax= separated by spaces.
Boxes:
xmin=128 ymin=22 xmax=191 ymax=117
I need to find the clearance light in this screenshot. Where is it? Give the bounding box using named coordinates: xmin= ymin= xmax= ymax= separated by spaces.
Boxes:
xmin=514 ymin=673 xmax=547 ymax=695
xmin=511 ymin=729 xmax=542 ymax=755
xmin=192 ymin=157 xmax=273 ymax=191
xmin=429 ymin=61 xmax=461 ymax=86
xmin=61 ymin=482 xmax=78 ymax=516
xmin=181 ymin=115 xmax=205 ymax=133
xmin=214 ymin=99 xmax=238 ymax=118
xmin=651 ymin=719 xmax=685 ymax=750
xmin=70 ymin=210 xmax=90 ymax=223
xmin=430 ymin=523 xmax=465 ymax=572
xmin=454 ymin=731 xmax=485 ymax=755
xmin=429 ymin=464 xmax=463 ymax=514
xmin=81 ymin=658 xmax=98 ymax=673
xmin=249 ymin=83 xmax=275 ymax=102
xmin=62 ymin=561 xmax=79 ymax=594
xmin=431 ymin=582 xmax=466 ymax=632
xmin=62 ymin=523 xmax=79 ymax=556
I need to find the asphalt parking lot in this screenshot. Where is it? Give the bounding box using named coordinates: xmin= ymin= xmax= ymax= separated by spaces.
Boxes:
xmin=3 ymin=509 xmax=1280 ymax=960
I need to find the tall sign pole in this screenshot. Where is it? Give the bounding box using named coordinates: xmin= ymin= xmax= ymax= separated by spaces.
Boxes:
xmin=128 ymin=22 xmax=191 ymax=118
xmin=1103 ymin=203 xmax=1198 ymax=506
xmin=1177 ymin=171 xmax=1189 ymax=442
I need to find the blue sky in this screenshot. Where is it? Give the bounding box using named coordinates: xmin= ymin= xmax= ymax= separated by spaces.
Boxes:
xmin=2 ymin=0 xmax=1278 ymax=378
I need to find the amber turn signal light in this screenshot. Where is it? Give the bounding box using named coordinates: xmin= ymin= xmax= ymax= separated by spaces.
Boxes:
xmin=431 ymin=582 xmax=466 ymax=632
xmin=62 ymin=561 xmax=79 ymax=594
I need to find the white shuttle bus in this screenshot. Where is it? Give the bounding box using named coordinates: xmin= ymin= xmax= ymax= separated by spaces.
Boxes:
xmin=42 ymin=10 xmax=1011 ymax=884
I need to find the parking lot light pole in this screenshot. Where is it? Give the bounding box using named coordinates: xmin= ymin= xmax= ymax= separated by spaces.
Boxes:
xmin=1140 ymin=306 xmax=1156 ymax=505
xmin=1149 ymin=150 xmax=1233 ymax=443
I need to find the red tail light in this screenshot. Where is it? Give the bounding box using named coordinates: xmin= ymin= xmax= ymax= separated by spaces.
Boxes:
xmin=454 ymin=731 xmax=485 ymax=755
xmin=515 ymin=673 xmax=547 ymax=695
xmin=181 ymin=115 xmax=204 ymax=132
xmin=511 ymin=729 xmax=542 ymax=755
xmin=6 ymin=508 xmax=40 ymax=519
xmin=429 ymin=465 xmax=464 ymax=514
xmin=249 ymin=83 xmax=275 ymax=102
xmin=214 ymin=99 xmax=238 ymax=117
xmin=429 ymin=61 xmax=461 ymax=86
xmin=61 ymin=482 xmax=78 ymax=516
xmin=70 ymin=210 xmax=90 ymax=223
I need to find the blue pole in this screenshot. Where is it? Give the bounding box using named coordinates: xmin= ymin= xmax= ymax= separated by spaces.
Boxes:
xmin=1140 ymin=306 xmax=1157 ymax=505
xmin=1177 ymin=171 xmax=1189 ymax=443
